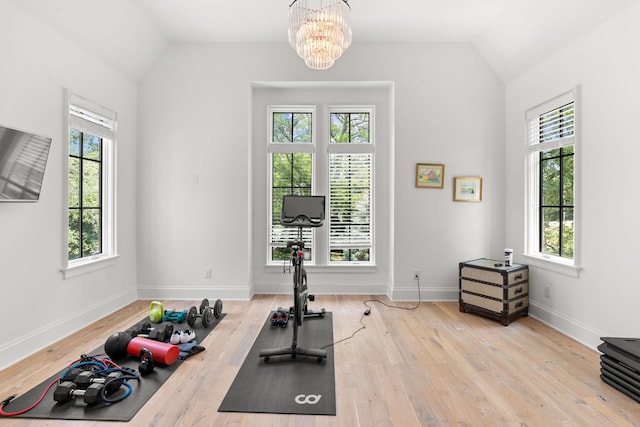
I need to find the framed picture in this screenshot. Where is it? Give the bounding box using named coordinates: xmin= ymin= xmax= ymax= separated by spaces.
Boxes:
xmin=415 ymin=163 xmax=445 ymax=188
xmin=454 ymin=177 xmax=483 ymax=202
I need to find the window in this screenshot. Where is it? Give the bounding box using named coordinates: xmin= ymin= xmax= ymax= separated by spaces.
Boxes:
xmin=268 ymin=105 xmax=374 ymax=265
xmin=328 ymin=111 xmax=373 ymax=263
xmin=525 ymin=89 xmax=577 ymax=269
xmin=65 ymin=92 xmax=117 ymax=275
xmin=269 ymin=108 xmax=315 ymax=262
xmin=68 ymin=129 xmax=103 ymax=259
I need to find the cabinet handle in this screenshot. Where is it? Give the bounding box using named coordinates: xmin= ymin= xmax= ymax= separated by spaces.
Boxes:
xmin=514 ymin=273 xmax=523 ymax=280
xmin=515 ymin=301 xmax=523 ymax=308
xmin=515 ymin=287 xmax=523 ymax=295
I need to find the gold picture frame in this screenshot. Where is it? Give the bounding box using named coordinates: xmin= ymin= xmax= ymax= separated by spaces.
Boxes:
xmin=415 ymin=163 xmax=445 ymax=188
xmin=453 ymin=177 xmax=483 ymax=202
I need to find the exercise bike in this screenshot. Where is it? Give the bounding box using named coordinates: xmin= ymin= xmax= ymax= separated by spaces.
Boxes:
xmin=259 ymin=195 xmax=327 ymax=362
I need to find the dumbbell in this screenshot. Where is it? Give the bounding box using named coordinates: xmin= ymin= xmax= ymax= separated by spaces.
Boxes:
xmin=75 ymin=371 xmax=123 ymax=394
xmin=53 ymin=381 xmax=104 ymax=405
xmin=126 ymin=322 xmax=173 ymax=342
xmin=186 ymin=298 xmax=223 ymax=327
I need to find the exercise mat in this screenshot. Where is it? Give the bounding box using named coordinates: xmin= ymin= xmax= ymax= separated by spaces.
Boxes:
xmin=219 ymin=311 xmax=335 ymax=416
xmin=4 ymin=312 xmax=225 ymax=422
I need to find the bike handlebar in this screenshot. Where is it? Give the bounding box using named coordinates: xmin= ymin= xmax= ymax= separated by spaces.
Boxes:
xmin=281 ymin=214 xmax=324 ymax=228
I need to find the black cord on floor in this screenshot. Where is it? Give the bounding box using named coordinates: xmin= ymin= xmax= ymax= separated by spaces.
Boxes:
xmin=322 ymin=276 xmax=422 ymax=350
xmin=363 ymin=275 xmax=422 ymax=312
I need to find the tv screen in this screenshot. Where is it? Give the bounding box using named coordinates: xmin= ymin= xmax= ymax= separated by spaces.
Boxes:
xmin=0 ymin=124 xmax=52 ymax=201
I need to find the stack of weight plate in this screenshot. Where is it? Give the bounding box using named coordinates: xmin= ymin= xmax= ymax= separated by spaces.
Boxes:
xmin=598 ymin=337 xmax=640 ymax=403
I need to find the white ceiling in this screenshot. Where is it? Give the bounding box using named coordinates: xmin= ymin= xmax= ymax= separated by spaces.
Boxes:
xmin=7 ymin=0 xmax=639 ymax=83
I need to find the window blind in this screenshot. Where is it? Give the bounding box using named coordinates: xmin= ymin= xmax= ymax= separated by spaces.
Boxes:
xmin=68 ymin=93 xmax=116 ymax=140
xmin=329 ymin=153 xmax=372 ymax=249
xmin=528 ymin=103 xmax=574 ymax=147
xmin=526 ymin=90 xmax=574 ymax=147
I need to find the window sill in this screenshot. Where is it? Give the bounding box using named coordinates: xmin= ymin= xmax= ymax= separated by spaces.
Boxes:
xmin=61 ymin=254 xmax=119 ymax=279
xmin=521 ymin=253 xmax=581 ymax=278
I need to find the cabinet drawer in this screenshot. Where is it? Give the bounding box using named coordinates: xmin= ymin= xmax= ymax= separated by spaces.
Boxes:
xmin=508 ymin=296 xmax=529 ymax=313
xmin=461 ymin=279 xmax=528 ymax=299
xmin=461 ymin=266 xmax=528 ymax=285
xmin=461 ymin=292 xmax=529 ymax=315
xmin=461 ymin=292 xmax=502 ymax=313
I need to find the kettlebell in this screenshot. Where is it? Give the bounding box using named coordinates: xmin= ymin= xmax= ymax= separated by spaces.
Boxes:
xmin=149 ymin=301 xmax=164 ymax=323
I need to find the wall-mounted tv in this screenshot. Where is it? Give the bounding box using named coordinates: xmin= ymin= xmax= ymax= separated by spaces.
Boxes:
xmin=0 ymin=124 xmax=52 ymax=202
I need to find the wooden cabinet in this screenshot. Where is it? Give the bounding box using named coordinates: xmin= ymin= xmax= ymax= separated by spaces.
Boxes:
xmin=459 ymin=258 xmax=529 ymax=326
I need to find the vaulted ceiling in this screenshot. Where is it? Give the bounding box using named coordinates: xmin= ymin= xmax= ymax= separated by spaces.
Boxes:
xmin=8 ymin=0 xmax=639 ymax=83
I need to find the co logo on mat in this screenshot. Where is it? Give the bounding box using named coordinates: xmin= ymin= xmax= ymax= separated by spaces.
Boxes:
xmin=295 ymin=394 xmax=322 ymax=405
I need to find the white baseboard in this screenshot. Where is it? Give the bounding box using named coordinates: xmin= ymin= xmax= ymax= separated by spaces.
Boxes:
xmin=391 ymin=285 xmax=458 ymax=302
xmin=137 ymin=283 xmax=459 ymax=302
xmin=253 ymin=280 xmax=388 ymax=296
xmin=136 ymin=284 xmax=253 ymax=301
xmin=0 ymin=290 xmax=136 ymax=372
xmin=528 ymin=300 xmax=606 ymax=351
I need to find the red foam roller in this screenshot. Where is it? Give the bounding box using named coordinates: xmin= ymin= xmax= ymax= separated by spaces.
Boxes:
xmin=127 ymin=337 xmax=180 ymax=365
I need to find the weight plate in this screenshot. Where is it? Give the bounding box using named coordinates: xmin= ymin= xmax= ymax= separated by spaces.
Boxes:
xmin=202 ymin=308 xmax=212 ymax=327
xmin=163 ymin=323 xmax=174 ymax=341
xmin=213 ymin=299 xmax=223 ymax=318
xmin=141 ymin=322 xmax=151 ymax=333
xmin=199 ymin=298 xmax=209 ymax=315
xmin=187 ymin=306 xmax=198 ymax=327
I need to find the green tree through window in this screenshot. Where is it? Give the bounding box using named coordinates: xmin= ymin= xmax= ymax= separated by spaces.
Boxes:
xmin=68 ymin=130 xmax=102 ymax=260
xmin=329 ymin=112 xmax=372 ymax=262
xmin=270 ymin=111 xmax=313 ymax=261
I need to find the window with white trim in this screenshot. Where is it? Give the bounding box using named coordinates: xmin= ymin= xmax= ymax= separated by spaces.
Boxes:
xmin=525 ymin=89 xmax=576 ymax=265
xmin=328 ymin=110 xmax=373 ymax=263
xmin=269 ymin=107 xmax=315 ymax=262
xmin=268 ymin=105 xmax=374 ymax=265
xmin=66 ymin=92 xmax=116 ymax=269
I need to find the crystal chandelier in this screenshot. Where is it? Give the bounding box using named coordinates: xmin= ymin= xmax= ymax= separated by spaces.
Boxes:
xmin=288 ymin=0 xmax=352 ymax=70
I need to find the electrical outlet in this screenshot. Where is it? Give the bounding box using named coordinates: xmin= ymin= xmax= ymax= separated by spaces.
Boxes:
xmin=413 ymin=270 xmax=420 ymax=280
xmin=205 ymin=268 xmax=212 ymax=279
xmin=544 ymin=286 xmax=551 ymax=298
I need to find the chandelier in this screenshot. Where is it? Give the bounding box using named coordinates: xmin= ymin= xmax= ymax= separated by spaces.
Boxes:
xmin=288 ymin=0 xmax=352 ymax=70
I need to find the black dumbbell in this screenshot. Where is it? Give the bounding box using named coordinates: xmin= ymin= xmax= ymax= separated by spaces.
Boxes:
xmin=142 ymin=322 xmax=173 ymax=341
xmin=53 ymin=381 xmax=104 ymax=405
xmin=186 ymin=298 xmax=223 ymax=327
xmin=202 ymin=298 xmax=223 ymax=318
xmin=126 ymin=322 xmax=173 ymax=341
xmin=75 ymin=371 xmax=123 ymax=393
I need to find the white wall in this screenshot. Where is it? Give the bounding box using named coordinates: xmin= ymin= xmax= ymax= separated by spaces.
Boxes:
xmin=137 ymin=42 xmax=505 ymax=302
xmin=0 ymin=0 xmax=138 ymax=370
xmin=505 ymin=2 xmax=640 ymax=348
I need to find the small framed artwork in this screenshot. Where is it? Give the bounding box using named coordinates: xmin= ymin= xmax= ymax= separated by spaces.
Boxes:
xmin=454 ymin=176 xmax=483 ymax=202
xmin=415 ymin=163 xmax=445 ymax=189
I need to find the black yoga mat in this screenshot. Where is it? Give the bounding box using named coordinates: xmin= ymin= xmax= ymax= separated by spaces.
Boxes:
xmin=219 ymin=311 xmax=335 ymax=416
xmin=4 ymin=312 xmax=225 ymax=421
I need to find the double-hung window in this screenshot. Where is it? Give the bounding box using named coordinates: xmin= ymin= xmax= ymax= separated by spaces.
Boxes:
xmin=268 ymin=105 xmax=374 ymax=266
xmin=525 ymin=89 xmax=577 ymax=269
xmin=269 ymin=107 xmax=315 ymax=262
xmin=328 ymin=109 xmax=373 ymax=263
xmin=65 ymin=92 xmax=117 ymax=275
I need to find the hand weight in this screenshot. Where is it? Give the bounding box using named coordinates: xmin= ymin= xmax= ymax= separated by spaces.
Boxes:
xmin=186 ymin=298 xmax=223 ymax=327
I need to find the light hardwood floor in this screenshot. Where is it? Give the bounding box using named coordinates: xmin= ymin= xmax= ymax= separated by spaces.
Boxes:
xmin=1 ymin=295 xmax=639 ymax=426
